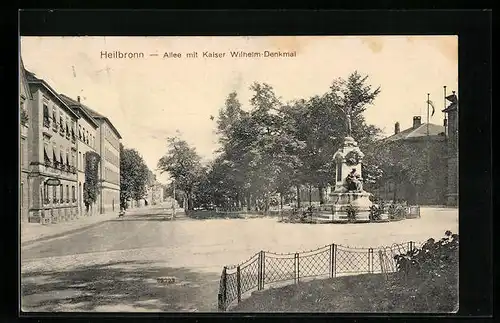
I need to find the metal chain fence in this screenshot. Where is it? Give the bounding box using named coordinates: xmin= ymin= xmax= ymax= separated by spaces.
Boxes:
xmin=218 ymin=241 xmax=421 ymax=311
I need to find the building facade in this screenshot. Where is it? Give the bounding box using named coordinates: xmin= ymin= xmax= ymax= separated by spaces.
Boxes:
xmin=20 ymin=58 xmax=32 ymax=223
xmin=60 ymin=94 xmax=101 ymax=216
xmin=371 ymin=116 xmax=448 ymax=205
xmin=26 ymin=71 xmax=80 ymax=223
xmin=443 ymin=92 xmax=459 ymax=206
xmin=97 ymin=119 xmax=121 ymax=213
xmin=76 ymin=106 xmax=122 ymax=213
xmin=61 ymin=95 xmax=122 ymax=215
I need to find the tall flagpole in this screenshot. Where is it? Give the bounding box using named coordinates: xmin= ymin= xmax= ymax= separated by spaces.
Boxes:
xmin=444 ymin=86 xmax=447 ymax=137
xmin=427 ymin=93 xmax=430 ymax=136
xmin=426 ymin=93 xmax=431 ymax=183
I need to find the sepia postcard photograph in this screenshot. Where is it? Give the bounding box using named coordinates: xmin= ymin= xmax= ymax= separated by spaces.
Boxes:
xmin=19 ymin=35 xmax=459 ymax=313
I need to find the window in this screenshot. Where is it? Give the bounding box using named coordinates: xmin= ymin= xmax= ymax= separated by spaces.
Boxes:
xmin=79 ymin=125 xmax=82 ymax=140
xmin=79 ymin=152 xmax=82 ymax=170
xmin=72 ymin=186 xmax=75 ymax=201
xmin=44 ymin=183 xmax=49 ymax=201
xmin=53 ymin=185 xmax=57 ymax=203
xmin=43 ymin=104 xmax=50 ymax=128
xmin=52 ymin=143 xmax=58 ymax=166
xmin=66 ymin=185 xmax=69 ymax=202
xmin=52 ymin=108 xmax=58 ymax=130
xmin=60 ymin=184 xmax=64 ymax=202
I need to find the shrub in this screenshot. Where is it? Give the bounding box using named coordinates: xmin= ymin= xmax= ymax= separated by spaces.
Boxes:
xmin=369 ymin=200 xmax=385 ymax=221
xmin=392 ymin=231 xmax=459 ymax=312
xmin=388 ymin=203 xmax=406 ymax=220
xmin=345 ymin=203 xmax=358 ymax=221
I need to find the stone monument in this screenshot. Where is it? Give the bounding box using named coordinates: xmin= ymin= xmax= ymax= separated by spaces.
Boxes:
xmin=318 ymin=106 xmax=373 ymax=222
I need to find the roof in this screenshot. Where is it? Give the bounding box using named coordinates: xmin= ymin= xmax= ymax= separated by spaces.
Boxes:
xmin=25 ymin=70 xmax=80 ymax=120
xmin=384 ymin=123 xmax=446 ymax=142
xmin=59 ymin=94 xmax=100 ymax=129
xmin=59 ymin=94 xmax=122 ymax=139
xmin=19 ymin=57 xmax=33 ymax=100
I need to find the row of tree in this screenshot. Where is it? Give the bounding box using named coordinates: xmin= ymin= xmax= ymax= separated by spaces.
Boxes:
xmin=119 ymin=143 xmax=154 ymax=210
xmin=157 ymin=71 xmax=435 ymax=211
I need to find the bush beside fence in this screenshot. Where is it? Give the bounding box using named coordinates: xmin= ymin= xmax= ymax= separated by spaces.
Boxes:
xmin=217 ymin=241 xmax=420 ymax=311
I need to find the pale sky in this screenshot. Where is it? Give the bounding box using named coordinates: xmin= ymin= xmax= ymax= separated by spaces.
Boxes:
xmin=20 ymin=36 xmax=458 ymax=184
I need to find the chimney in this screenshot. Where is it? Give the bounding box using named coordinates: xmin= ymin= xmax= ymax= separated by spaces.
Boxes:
xmin=413 ymin=116 xmax=422 ymax=129
xmin=394 ymin=122 xmax=400 ymax=134
xmin=77 ymin=96 xmax=80 ymax=103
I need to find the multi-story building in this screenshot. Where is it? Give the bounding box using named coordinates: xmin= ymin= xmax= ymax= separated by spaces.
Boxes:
xmin=60 ymin=94 xmax=101 ymax=216
xmin=25 ymin=71 xmax=80 ymax=223
xmin=371 ymin=116 xmax=448 ymax=205
xmin=20 ymin=58 xmax=32 ymax=223
xmin=77 ymin=105 xmax=122 ymax=214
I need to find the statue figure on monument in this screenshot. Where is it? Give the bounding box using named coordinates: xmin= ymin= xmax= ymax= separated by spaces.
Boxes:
xmin=345 ymin=168 xmax=363 ymax=192
xmin=346 ymin=108 xmax=352 ymax=138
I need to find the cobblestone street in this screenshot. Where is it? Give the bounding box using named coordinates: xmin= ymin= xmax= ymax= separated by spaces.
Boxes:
xmin=21 ymin=206 xmax=458 ymax=312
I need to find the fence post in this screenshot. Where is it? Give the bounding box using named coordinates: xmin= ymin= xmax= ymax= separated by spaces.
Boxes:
xmin=257 ymin=252 xmax=262 ymax=291
xmin=236 ymin=266 xmax=241 ymax=303
xmin=261 ymin=251 xmax=266 ymax=290
xmin=329 ymin=244 xmax=334 ymax=278
xmin=333 ymin=244 xmax=337 ymax=277
xmin=409 ymin=241 xmax=414 ymax=253
xmin=293 ymin=253 xmax=297 ymax=284
xmin=296 ymin=253 xmax=300 ymax=284
xmin=368 ymin=248 xmax=373 ymax=273
xmin=222 ymin=266 xmax=227 ymax=309
xmin=378 ymin=250 xmax=384 ymax=273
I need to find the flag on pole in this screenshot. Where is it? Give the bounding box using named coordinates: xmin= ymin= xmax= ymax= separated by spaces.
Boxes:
xmin=446 ymin=93 xmax=458 ymax=104
xmin=427 ymin=99 xmax=436 ymax=117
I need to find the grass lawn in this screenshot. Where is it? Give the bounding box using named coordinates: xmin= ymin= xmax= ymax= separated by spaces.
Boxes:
xmin=230 ymin=272 xmax=458 ymax=313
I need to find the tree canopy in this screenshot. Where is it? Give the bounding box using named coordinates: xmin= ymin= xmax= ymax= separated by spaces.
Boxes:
xmin=158 ymin=71 xmax=383 ymax=211
xmin=120 ymin=143 xmax=151 ymax=209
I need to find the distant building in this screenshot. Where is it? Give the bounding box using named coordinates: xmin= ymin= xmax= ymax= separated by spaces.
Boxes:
xmin=19 ymin=57 xmax=32 ymax=223
xmin=372 ymin=116 xmax=448 ymax=205
xmin=60 ymin=94 xmax=101 ymax=216
xmin=147 ymin=182 xmax=165 ymax=205
xmin=26 ymin=70 xmax=80 ymax=223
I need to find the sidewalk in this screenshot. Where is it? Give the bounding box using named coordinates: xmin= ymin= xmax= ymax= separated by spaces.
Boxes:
xmin=21 ymin=211 xmax=120 ymax=247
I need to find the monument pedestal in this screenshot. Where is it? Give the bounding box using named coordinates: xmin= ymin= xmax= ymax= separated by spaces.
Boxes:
xmin=314 ymin=136 xmax=373 ymax=223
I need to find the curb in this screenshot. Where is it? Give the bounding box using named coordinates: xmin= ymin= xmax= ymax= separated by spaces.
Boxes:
xmin=21 ymin=217 xmax=116 ymax=247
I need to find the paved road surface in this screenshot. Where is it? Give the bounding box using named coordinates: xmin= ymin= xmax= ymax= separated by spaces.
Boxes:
xmin=21 ymin=206 xmax=458 ymax=312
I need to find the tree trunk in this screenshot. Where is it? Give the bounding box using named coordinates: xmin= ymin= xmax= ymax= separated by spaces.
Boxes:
xmin=296 ymin=185 xmax=301 ymax=208
xmin=246 ymin=192 xmax=251 ymax=211
xmin=308 ymin=185 xmax=312 ymax=206
xmin=280 ymin=193 xmax=283 ymax=211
